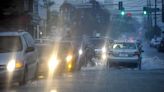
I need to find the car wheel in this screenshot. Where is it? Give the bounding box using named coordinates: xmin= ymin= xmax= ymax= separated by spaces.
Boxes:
xmin=19 ymin=67 xmax=28 ymax=86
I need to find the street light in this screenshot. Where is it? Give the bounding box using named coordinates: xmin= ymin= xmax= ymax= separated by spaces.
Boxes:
xmin=40 ymin=32 xmax=43 ymax=35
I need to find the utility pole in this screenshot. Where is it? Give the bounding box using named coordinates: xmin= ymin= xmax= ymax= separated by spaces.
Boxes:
xmin=154 ymin=0 xmax=157 ymax=28
xmin=162 ymin=0 xmax=164 ymax=22
xmin=46 ymin=0 xmax=50 ymax=37
xmin=147 ymin=0 xmax=152 ymax=32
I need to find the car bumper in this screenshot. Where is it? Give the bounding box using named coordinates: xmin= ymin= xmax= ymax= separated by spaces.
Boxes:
xmin=108 ymin=57 xmax=139 ymax=64
xmin=158 ymin=46 xmax=164 ymax=51
xmin=0 ymin=69 xmax=24 ymax=84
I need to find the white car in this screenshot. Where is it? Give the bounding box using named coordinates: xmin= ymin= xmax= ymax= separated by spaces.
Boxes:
xmin=150 ymin=37 xmax=162 ymax=48
xmin=107 ymin=41 xmax=141 ymax=69
xmin=0 ymin=31 xmax=38 ymax=86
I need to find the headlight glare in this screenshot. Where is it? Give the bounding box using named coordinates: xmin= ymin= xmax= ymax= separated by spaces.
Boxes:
xmin=102 ymin=47 xmax=106 ymax=53
xmin=7 ymin=59 xmax=16 ymax=72
xmin=48 ymin=57 xmax=59 ymax=71
xmin=102 ymin=54 xmax=107 ymax=60
xmin=79 ymin=49 xmax=83 ymax=55
xmin=68 ymin=64 xmax=72 ymax=69
xmin=66 ymin=55 xmax=73 ymax=62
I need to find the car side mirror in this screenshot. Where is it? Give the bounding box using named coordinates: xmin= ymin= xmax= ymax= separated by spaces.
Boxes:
xmin=26 ymin=47 xmax=35 ymax=53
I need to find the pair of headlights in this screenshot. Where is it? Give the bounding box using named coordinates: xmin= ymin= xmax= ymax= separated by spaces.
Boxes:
xmin=48 ymin=55 xmax=73 ymax=71
xmin=7 ymin=59 xmax=23 ymax=72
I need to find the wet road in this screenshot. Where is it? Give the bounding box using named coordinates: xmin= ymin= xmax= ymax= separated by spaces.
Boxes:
xmin=1 ymin=69 xmax=164 ymax=92
xmin=0 ymin=43 xmax=164 ymax=92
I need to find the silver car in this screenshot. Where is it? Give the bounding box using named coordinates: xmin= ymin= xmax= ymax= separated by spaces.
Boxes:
xmin=0 ymin=31 xmax=38 ymax=86
xmin=107 ymin=41 xmax=141 ymax=69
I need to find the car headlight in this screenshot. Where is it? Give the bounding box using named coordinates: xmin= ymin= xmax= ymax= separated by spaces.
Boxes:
xmin=66 ymin=55 xmax=73 ymax=62
xmin=7 ymin=59 xmax=16 ymax=72
xmin=102 ymin=47 xmax=106 ymax=53
xmin=48 ymin=57 xmax=59 ymax=71
xmin=79 ymin=49 xmax=83 ymax=55
xmin=68 ymin=64 xmax=72 ymax=69
xmin=102 ymin=54 xmax=107 ymax=60
xmin=7 ymin=59 xmax=23 ymax=72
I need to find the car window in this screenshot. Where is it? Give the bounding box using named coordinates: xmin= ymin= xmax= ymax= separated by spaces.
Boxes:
xmin=113 ymin=43 xmax=136 ymax=49
xmin=59 ymin=42 xmax=72 ymax=53
xmin=0 ymin=36 xmax=22 ymax=52
xmin=87 ymin=38 xmax=106 ymax=48
xmin=23 ymin=33 xmax=34 ymax=47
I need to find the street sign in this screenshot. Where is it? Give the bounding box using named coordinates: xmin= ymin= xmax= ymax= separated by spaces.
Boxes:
xmin=150 ymin=8 xmax=160 ymax=12
xmin=143 ymin=7 xmax=160 ymax=13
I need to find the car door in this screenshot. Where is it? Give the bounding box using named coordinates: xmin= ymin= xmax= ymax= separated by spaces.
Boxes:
xmin=23 ymin=33 xmax=37 ymax=79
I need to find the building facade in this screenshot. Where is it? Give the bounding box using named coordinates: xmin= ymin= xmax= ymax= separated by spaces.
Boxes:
xmin=0 ymin=0 xmax=40 ymax=38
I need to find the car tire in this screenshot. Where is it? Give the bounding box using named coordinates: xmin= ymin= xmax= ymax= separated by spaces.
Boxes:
xmin=19 ymin=67 xmax=28 ymax=86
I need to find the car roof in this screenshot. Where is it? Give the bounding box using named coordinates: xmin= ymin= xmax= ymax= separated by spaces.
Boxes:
xmin=114 ymin=40 xmax=136 ymax=43
xmin=0 ymin=31 xmax=27 ymax=36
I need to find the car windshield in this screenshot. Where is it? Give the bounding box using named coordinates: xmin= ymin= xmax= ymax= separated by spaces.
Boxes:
xmin=37 ymin=45 xmax=53 ymax=58
xmin=0 ymin=36 xmax=22 ymax=52
xmin=58 ymin=42 xmax=72 ymax=54
xmin=113 ymin=42 xmax=136 ymax=50
xmin=88 ymin=38 xmax=106 ymax=48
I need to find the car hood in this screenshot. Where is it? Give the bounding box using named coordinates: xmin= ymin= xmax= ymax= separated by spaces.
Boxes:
xmin=95 ymin=49 xmax=102 ymax=52
xmin=0 ymin=52 xmax=22 ymax=65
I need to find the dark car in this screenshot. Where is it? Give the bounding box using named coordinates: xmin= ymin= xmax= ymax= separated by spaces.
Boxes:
xmin=37 ymin=41 xmax=77 ymax=77
xmin=157 ymin=38 xmax=164 ymax=52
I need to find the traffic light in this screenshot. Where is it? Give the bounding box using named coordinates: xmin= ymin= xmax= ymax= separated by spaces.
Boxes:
xmin=143 ymin=7 xmax=147 ymax=15
xmin=121 ymin=8 xmax=125 ymax=16
xmin=118 ymin=1 xmax=123 ymax=10
xmin=127 ymin=13 xmax=132 ymax=17
xmin=118 ymin=1 xmax=125 ymax=16
xmin=162 ymin=0 xmax=164 ymax=22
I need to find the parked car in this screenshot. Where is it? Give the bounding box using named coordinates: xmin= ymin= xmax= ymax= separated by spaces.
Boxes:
xmin=150 ymin=37 xmax=162 ymax=48
xmin=107 ymin=41 xmax=143 ymax=70
xmin=157 ymin=38 xmax=164 ymax=52
xmin=0 ymin=31 xmax=38 ymax=86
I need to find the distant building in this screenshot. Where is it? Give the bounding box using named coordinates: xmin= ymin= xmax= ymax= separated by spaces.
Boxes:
xmin=0 ymin=0 xmax=40 ymax=37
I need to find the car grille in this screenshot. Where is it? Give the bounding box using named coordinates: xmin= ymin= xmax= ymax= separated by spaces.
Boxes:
xmin=0 ymin=65 xmax=6 ymax=71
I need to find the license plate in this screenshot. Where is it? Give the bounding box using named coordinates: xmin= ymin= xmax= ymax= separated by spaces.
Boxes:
xmin=119 ymin=53 xmax=128 ymax=57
